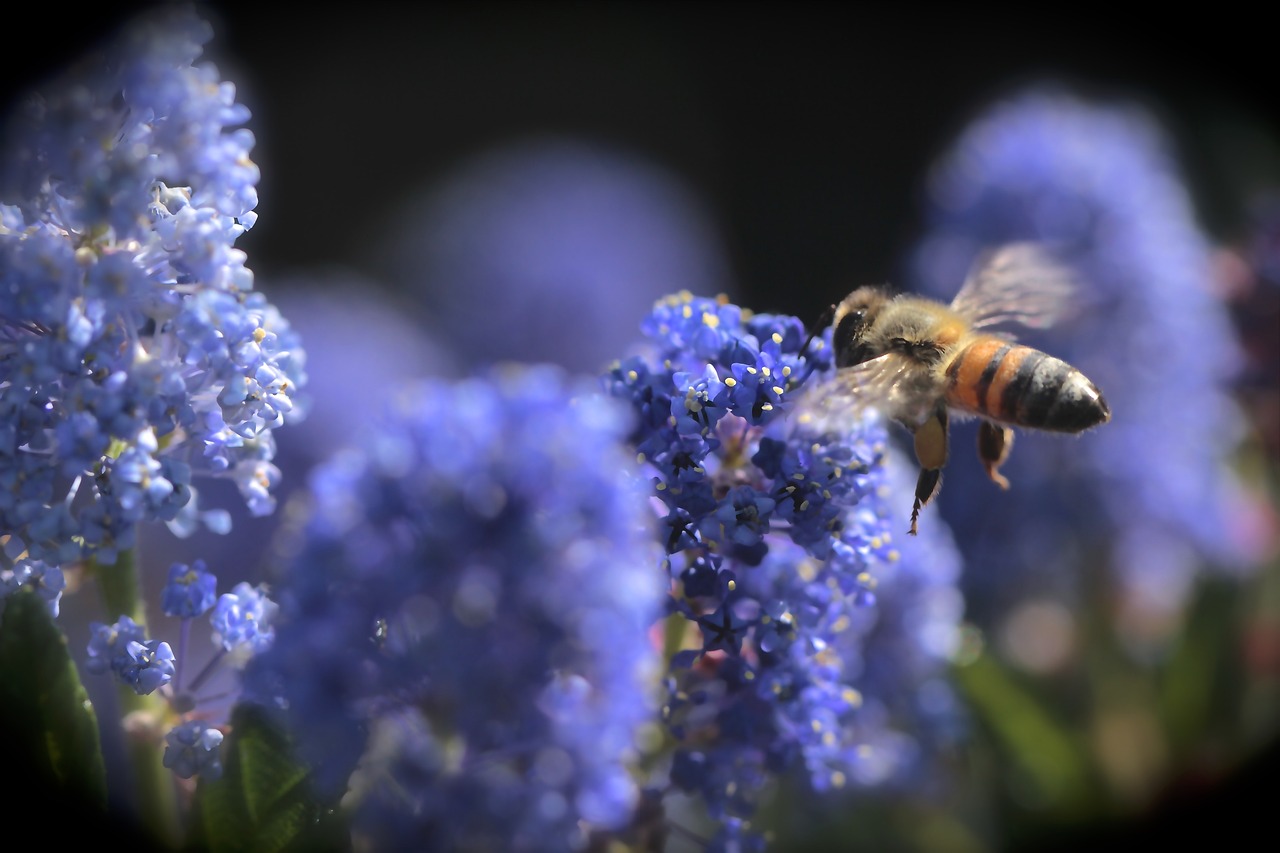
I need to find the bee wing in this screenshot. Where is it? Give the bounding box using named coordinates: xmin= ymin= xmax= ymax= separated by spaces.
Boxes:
xmin=948 ymin=242 xmax=1078 ymax=335
xmin=796 ymin=352 xmax=939 ymax=432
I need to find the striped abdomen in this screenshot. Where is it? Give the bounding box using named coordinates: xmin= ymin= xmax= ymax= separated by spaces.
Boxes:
xmin=944 ymin=337 xmax=1110 ymax=432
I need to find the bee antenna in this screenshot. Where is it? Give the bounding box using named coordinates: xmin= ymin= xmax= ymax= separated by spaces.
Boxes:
xmin=800 ymin=303 xmax=835 ymax=362
xmin=796 ymin=303 xmax=836 ymax=387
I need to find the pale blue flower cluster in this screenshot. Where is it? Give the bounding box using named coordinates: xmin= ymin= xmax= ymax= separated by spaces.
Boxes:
xmin=83 ymin=560 xmax=276 ymax=705
xmin=245 ymin=366 xmax=664 ymax=851
xmin=0 ymin=5 xmax=305 ymax=576
xmin=0 ymin=6 xmax=299 ymax=794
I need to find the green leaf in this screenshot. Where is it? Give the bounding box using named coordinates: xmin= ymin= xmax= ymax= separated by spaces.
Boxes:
xmin=955 ymin=653 xmax=1098 ymax=816
xmin=193 ymin=704 xmax=348 ymax=853
xmin=1160 ymin=577 xmax=1238 ymax=756
xmin=0 ymin=589 xmax=107 ymax=811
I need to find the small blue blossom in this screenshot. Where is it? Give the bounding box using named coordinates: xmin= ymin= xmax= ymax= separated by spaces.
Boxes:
xmin=162 ymin=720 xmax=224 ymax=780
xmin=161 ymin=560 xmax=218 ymax=618
xmin=121 ymin=639 xmax=178 ymax=696
xmin=244 ymin=365 xmax=664 ymax=851
xmin=911 ymin=89 xmax=1259 ymax=640
xmin=0 ymin=5 xmax=305 ymax=574
xmin=85 ymin=617 xmax=147 ymax=677
xmin=210 ymin=582 xmax=277 ymax=656
xmin=84 ymin=615 xmax=175 ymax=695
xmin=0 ymin=556 xmax=66 ymax=618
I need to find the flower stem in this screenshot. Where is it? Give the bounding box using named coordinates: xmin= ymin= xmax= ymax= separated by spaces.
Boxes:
xmin=92 ymin=548 xmax=181 ymax=847
xmin=95 ymin=547 xmax=146 ymax=627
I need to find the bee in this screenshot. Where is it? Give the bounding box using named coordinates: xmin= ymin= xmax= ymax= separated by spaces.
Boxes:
xmin=807 ymin=243 xmax=1111 ymax=535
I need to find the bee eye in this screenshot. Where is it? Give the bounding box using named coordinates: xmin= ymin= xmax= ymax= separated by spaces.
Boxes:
xmin=833 ymin=311 xmax=870 ymax=368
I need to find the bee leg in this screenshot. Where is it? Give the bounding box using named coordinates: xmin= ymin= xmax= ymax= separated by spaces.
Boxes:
xmin=977 ymin=421 xmax=1014 ymax=490
xmin=910 ymin=467 xmax=942 ymax=536
xmin=909 ymin=404 xmax=949 ymax=535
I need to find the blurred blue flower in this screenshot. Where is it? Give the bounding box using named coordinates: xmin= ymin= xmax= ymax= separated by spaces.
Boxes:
xmin=0 ymin=4 xmax=305 ymax=569
xmin=911 ymin=89 xmax=1261 ymax=646
xmin=244 ymin=365 xmax=663 ymax=851
xmin=606 ymin=293 xmax=966 ymax=838
xmin=379 ymin=137 xmax=734 ymax=371
xmin=162 ymin=720 xmax=224 ymax=780
xmin=837 ymin=445 xmax=968 ymax=791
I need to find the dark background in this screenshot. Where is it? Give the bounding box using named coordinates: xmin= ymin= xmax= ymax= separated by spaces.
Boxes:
xmin=8 ymin=1 xmax=1277 ymax=323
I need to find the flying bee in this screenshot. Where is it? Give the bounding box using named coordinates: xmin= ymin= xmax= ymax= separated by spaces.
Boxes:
xmin=805 ymin=242 xmax=1111 ymax=535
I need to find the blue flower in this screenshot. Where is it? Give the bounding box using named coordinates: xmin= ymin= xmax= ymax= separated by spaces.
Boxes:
xmin=121 ymin=639 xmax=178 ymax=696
xmin=0 ymin=5 xmax=305 ymax=570
xmin=85 ymin=617 xmax=147 ymax=677
xmin=85 ymin=615 xmax=175 ymax=696
xmin=161 ymin=560 xmax=218 ymax=619
xmin=606 ymin=293 xmax=965 ymax=839
xmin=162 ymin=720 xmax=224 ymax=780
xmin=911 ymin=89 xmax=1258 ymax=641
xmin=210 ymin=582 xmax=277 ymax=656
xmin=0 ymin=556 xmax=66 ymax=618
xmin=244 ymin=365 xmax=664 ymax=851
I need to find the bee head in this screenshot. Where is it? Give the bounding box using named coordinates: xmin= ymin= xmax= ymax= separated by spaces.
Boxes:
xmin=832 ymin=286 xmax=890 ymax=367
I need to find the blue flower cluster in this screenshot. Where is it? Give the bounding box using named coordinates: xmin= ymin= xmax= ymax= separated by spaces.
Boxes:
xmin=605 ymin=292 xmax=966 ymax=842
xmin=911 ymin=90 xmax=1258 ymax=637
xmin=163 ymin=719 xmax=225 ymax=780
xmin=244 ymin=366 xmax=663 ymax=851
xmin=0 ymin=5 xmax=305 ymax=572
xmin=1 ymin=551 xmax=66 ymax=617
xmin=85 ymin=615 xmax=177 ymax=696
xmin=83 ymin=559 xmax=276 ymax=712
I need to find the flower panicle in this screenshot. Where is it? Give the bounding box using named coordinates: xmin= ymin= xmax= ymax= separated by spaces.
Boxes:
xmin=605 ymin=292 xmax=965 ymax=839
xmin=0 ymin=5 xmax=305 ymax=571
xmin=79 ymin=557 xmax=275 ymax=781
xmin=243 ymin=365 xmax=665 ymax=852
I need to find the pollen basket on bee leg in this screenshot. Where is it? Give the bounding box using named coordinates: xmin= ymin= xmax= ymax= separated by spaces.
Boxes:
xmin=912 ymin=412 xmax=949 ymax=471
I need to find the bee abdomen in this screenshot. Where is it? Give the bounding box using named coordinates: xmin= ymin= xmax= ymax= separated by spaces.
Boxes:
xmin=946 ymin=339 xmax=1110 ymax=432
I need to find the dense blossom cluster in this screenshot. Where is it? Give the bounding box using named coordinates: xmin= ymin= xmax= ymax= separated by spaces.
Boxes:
xmin=0 ymin=5 xmax=305 ymax=579
xmin=911 ymin=90 xmax=1257 ymax=632
xmin=244 ymin=367 xmax=663 ymax=851
xmin=0 ymin=8 xmax=300 ymax=809
xmin=605 ymin=293 xmax=965 ymax=844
